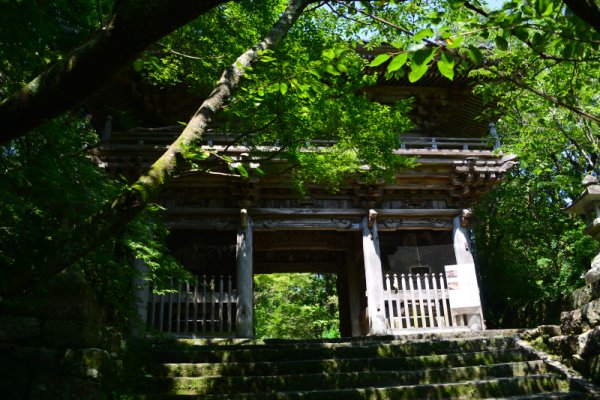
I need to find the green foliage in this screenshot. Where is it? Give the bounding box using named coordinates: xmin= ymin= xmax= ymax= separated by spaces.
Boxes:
xmin=0 ymin=0 xmax=108 ymax=96
xmin=216 ymin=10 xmax=415 ymax=194
xmin=474 ymin=170 xmax=597 ymax=328
xmin=254 ymin=273 xmax=340 ymax=339
xmin=133 ymin=0 xmax=286 ymax=94
xmin=0 ymin=113 xmax=187 ymax=330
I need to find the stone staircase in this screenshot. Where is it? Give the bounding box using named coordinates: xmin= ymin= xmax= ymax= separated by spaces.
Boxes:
xmin=135 ymin=331 xmax=598 ymax=399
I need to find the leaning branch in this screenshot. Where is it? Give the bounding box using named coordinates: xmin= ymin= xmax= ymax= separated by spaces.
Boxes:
xmin=0 ymin=0 xmax=229 ymax=145
xmin=0 ymin=0 xmax=310 ymax=298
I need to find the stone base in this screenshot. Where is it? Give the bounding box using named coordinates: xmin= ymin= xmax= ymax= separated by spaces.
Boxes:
xmin=0 ymin=266 xmax=111 ymax=399
xmin=573 ymin=280 xmax=600 ymax=309
xmin=585 ymin=265 xmax=600 ymax=285
xmin=539 ymin=280 xmax=600 ymax=383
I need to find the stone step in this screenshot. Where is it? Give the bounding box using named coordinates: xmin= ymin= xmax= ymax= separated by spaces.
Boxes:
xmin=179 ymin=374 xmax=568 ymax=399
xmin=152 ymin=348 xmax=532 ymax=378
xmin=149 ymin=336 xmax=517 ymax=364
xmin=485 ymin=392 xmax=588 ymax=399
xmin=142 ymin=360 xmax=550 ymax=395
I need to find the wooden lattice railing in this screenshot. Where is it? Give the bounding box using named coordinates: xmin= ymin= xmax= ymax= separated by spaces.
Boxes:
xmin=383 ymin=273 xmax=453 ymax=330
xmin=147 ymin=275 xmax=237 ymax=335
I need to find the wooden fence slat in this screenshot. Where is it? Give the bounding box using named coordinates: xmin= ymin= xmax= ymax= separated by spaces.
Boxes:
xmin=193 ymin=277 xmax=199 ymax=333
xmin=439 ymin=273 xmax=451 ymax=327
xmin=202 ymin=275 xmax=207 ymax=333
xmin=227 ymin=275 xmax=233 ymax=333
xmin=150 ymin=289 xmax=156 ymax=329
xmin=408 ymin=274 xmax=418 ymax=328
xmin=424 ymin=274 xmax=435 ymax=328
xmin=184 ymin=282 xmax=190 ymax=333
xmin=432 ymin=274 xmax=442 ymax=327
xmin=401 ymin=274 xmax=410 ymax=329
xmin=416 ymin=274 xmax=426 ymax=328
xmin=168 ymin=279 xmax=173 ymax=333
xmin=210 ymin=277 xmax=215 ymax=332
xmin=219 ymin=275 xmax=224 ymax=333
xmin=176 ymin=282 xmax=182 ymax=333
xmin=159 ymin=288 xmax=165 ymax=332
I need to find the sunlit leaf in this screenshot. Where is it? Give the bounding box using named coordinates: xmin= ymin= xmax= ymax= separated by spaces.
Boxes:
xmin=413 ymin=28 xmax=434 ymax=42
xmin=409 ymin=63 xmax=428 ymax=82
xmin=467 ymin=46 xmax=483 ymax=66
xmin=437 ymin=53 xmax=455 ymax=80
xmin=387 ymin=53 xmax=408 ymax=72
xmin=280 ymin=82 xmax=288 ymax=95
xmin=368 ymin=53 xmax=391 ymax=67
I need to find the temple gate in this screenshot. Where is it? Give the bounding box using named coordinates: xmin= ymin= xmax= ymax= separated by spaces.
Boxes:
xmin=90 ymin=56 xmax=516 ymax=337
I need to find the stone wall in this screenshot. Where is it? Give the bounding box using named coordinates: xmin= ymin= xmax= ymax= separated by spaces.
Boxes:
xmin=0 ymin=267 xmax=115 ymax=399
xmin=523 ymin=264 xmax=600 ymax=383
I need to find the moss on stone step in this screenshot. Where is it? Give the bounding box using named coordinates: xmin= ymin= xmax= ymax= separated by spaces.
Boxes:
xmin=144 ymin=360 xmax=550 ymax=395
xmin=152 ymin=348 xmax=531 ymax=378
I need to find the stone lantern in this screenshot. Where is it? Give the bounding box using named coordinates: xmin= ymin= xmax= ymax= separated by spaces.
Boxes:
xmin=565 ymin=175 xmax=600 ymax=284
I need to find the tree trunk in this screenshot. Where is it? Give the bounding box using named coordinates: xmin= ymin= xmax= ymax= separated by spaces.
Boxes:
xmin=0 ymin=0 xmax=229 ymax=145
xmin=0 ymin=0 xmax=310 ymax=298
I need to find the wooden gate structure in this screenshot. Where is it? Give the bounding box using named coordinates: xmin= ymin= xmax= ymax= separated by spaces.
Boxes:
xmin=90 ymin=53 xmax=516 ymax=338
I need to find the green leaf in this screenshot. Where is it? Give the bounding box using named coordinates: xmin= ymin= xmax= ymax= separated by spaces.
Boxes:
xmin=535 ymin=0 xmax=554 ymax=16
xmin=445 ymin=36 xmax=463 ymax=49
xmin=513 ymin=28 xmax=529 ymax=42
xmin=259 ymin=56 xmax=276 ymax=63
xmin=132 ymin=59 xmax=144 ymax=72
xmin=387 ymin=53 xmax=408 ymax=72
xmin=368 ymin=53 xmax=391 ymax=67
xmin=467 ymin=46 xmax=483 ymax=66
xmin=437 ymin=53 xmax=455 ymax=80
xmin=412 ymin=47 xmax=436 ymax=67
xmin=237 ymin=164 xmax=249 ymax=178
xmin=336 ymin=63 xmax=348 ymax=73
xmin=531 ymin=33 xmax=544 ymax=49
xmin=267 ymin=82 xmax=280 ymax=93
xmin=322 ymin=49 xmax=335 ymax=60
xmin=308 ymin=69 xmax=321 ymax=79
xmin=495 ymin=36 xmax=509 ymax=51
xmin=409 ymin=63 xmax=428 ymax=83
xmin=279 ymin=82 xmax=288 ymax=95
xmin=325 ymin=64 xmax=340 ymax=75
xmin=413 ymin=28 xmax=434 ymax=42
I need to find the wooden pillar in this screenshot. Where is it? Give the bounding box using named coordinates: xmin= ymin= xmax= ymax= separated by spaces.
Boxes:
xmin=131 ymin=258 xmax=149 ymax=337
xmin=453 ymin=211 xmax=475 ymax=265
xmin=346 ymin=248 xmax=364 ymax=337
xmin=452 ymin=210 xmax=485 ymax=330
xmin=236 ymin=209 xmax=254 ymax=338
xmin=362 ymin=210 xmax=388 ymax=335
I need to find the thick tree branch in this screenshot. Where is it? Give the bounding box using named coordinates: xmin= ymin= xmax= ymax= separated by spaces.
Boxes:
xmin=0 ymin=0 xmax=310 ymax=298
xmin=0 ymin=0 xmax=229 ymax=145
xmin=562 ymin=0 xmax=600 ymax=34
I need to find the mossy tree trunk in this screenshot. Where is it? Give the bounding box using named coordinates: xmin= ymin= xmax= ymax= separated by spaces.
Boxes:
xmin=0 ymin=0 xmax=229 ymax=145
xmin=0 ymin=0 xmax=310 ymax=298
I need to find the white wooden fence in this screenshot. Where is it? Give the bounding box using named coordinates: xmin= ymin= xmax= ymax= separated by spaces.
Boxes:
xmin=147 ymin=275 xmax=237 ymax=335
xmin=383 ymin=273 xmax=452 ymax=330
